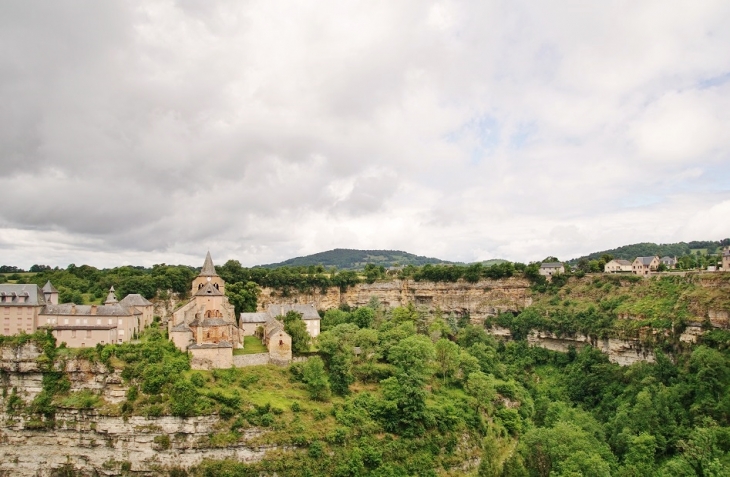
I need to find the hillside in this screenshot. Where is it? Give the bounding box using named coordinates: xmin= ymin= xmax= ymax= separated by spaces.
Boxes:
xmin=569 ymin=239 xmax=730 ymax=264
xmin=256 ymin=248 xmax=456 ymax=269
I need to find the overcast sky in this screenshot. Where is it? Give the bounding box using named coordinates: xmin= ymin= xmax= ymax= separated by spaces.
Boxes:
xmin=1 ymin=1 xmax=730 ymax=269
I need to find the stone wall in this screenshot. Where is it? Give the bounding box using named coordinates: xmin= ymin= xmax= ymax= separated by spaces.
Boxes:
xmin=232 ymin=353 xmax=270 ymax=367
xmin=190 ymin=347 xmax=233 ymax=370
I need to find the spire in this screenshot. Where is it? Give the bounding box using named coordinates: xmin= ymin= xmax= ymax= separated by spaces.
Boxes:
xmin=200 ymin=251 xmax=218 ymax=276
xmin=42 ymin=280 xmax=58 ymax=293
xmin=105 ymin=286 xmax=118 ymax=304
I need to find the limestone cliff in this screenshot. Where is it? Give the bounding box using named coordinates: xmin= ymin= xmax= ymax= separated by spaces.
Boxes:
xmin=257 ymin=277 xmax=533 ymax=321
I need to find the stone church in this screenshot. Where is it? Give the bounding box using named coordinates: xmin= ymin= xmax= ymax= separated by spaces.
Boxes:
xmin=169 ymin=252 xmax=242 ymax=369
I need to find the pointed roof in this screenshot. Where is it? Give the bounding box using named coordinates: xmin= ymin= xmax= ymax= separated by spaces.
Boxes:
xmin=194 ymin=282 xmax=223 ymax=297
xmin=42 ymin=281 xmax=58 ymax=293
xmin=104 ymin=286 xmax=118 ymax=304
xmin=199 ymin=251 xmax=218 ymax=277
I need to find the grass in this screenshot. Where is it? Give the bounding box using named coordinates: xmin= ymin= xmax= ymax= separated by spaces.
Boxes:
xmin=237 ymin=335 xmax=267 ymax=355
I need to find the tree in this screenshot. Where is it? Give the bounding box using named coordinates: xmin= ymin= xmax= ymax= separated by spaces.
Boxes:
xmin=434 ymin=338 xmax=460 ymax=383
xmin=352 ymin=307 xmax=375 ymax=329
xmin=302 ymin=356 xmax=331 ymax=401
xmin=169 ymin=379 xmax=198 ymax=417
xmin=225 ymin=281 xmax=260 ymax=317
xmin=282 ymin=311 xmax=311 ymax=355
xmin=465 ymin=371 xmax=497 ymax=413
xmin=388 ymin=335 xmax=435 ymax=378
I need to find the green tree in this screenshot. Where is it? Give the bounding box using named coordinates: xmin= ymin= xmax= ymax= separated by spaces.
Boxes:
xmin=465 ymin=371 xmax=497 ymax=413
xmin=225 ymin=281 xmax=260 ymax=316
xmin=169 ymin=379 xmax=198 ymax=417
xmin=282 ymin=311 xmax=311 ymax=355
xmin=434 ymin=338 xmax=460 ymax=383
xmin=302 ymin=356 xmax=331 ymax=401
xmin=352 ymin=307 xmax=375 ymax=329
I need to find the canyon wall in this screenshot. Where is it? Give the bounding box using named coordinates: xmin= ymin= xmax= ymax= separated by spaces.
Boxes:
xmin=257 ymin=277 xmax=533 ymax=322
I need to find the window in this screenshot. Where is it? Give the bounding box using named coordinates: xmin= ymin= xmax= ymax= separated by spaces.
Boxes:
xmin=72 ymin=330 xmax=77 ymax=338
xmin=86 ymin=330 xmax=92 ymax=338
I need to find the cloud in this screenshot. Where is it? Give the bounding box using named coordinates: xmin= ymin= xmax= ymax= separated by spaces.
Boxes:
xmin=1 ymin=1 xmax=730 ymax=268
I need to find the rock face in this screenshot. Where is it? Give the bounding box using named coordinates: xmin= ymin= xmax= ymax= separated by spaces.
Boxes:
xmin=258 ymin=278 xmax=533 ymax=322
xmin=0 ymin=343 xmax=273 ymax=476
xmin=0 ymin=411 xmax=269 ymax=476
xmin=526 ymin=331 xmax=655 ymax=366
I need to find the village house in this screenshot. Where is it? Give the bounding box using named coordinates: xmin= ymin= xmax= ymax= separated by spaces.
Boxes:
xmin=660 ymin=256 xmax=678 ymax=269
xmin=119 ymin=293 xmax=155 ymax=329
xmin=539 ymin=262 xmax=564 ymax=277
xmin=168 ymin=252 xmax=242 ymax=369
xmin=0 ymin=283 xmax=47 ymax=336
xmin=240 ymin=303 xmax=321 ymax=338
xmin=723 ymin=247 xmax=730 ymax=271
xmin=39 ymin=287 xmax=142 ymax=347
xmin=632 ymin=256 xmax=660 ymax=275
xmin=604 ymin=259 xmax=633 ymax=273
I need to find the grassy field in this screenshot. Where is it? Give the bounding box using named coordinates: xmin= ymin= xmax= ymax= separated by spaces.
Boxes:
xmin=235 ymin=335 xmax=268 ymax=355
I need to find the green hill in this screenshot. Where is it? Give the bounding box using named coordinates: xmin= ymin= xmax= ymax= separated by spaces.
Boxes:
xmin=569 ymin=239 xmax=729 ymax=264
xmin=256 ymin=248 xmax=456 ymax=269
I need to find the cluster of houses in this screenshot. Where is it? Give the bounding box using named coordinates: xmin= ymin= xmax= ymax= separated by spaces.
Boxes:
xmin=1 ymin=253 xmax=322 ymax=370
xmin=0 ymin=282 xmax=153 ymax=347
xmin=539 ymin=246 xmax=730 ymax=277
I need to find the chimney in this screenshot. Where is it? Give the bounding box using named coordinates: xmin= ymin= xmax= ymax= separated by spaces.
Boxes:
xmin=71 ymin=304 xmax=76 ymax=315
xmin=90 ymin=305 xmax=97 ymax=315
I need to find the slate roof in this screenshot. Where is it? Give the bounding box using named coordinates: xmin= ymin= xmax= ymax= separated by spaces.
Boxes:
xmin=119 ymin=294 xmax=153 ymax=307
xmin=614 ymin=259 xmax=632 ymax=266
xmin=240 ymin=312 xmax=270 ymax=323
xmin=42 ymin=281 xmax=58 ymax=293
xmin=635 ymin=256 xmax=657 ymax=266
xmin=41 ymin=303 xmax=140 ymax=317
xmin=194 ymin=282 xmax=223 ymax=297
xmin=266 ymin=303 xmax=320 ymax=320
xmin=0 ymin=284 xmax=45 ymax=306
xmin=104 ymin=287 xmax=118 ymax=304
xmin=171 ymin=322 xmax=193 ymax=332
xmin=540 ymin=262 xmax=564 ymax=269
xmin=189 ymin=341 xmax=232 ymax=349
xmin=199 ymin=251 xmax=218 ymax=277
xmin=198 ymin=318 xmax=230 ymax=327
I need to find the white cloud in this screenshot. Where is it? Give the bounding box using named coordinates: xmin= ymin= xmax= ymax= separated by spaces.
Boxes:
xmin=1 ymin=1 xmax=729 ymax=268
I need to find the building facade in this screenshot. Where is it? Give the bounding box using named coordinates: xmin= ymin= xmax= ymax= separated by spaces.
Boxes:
xmin=0 ymin=284 xmax=45 ymax=336
xmin=168 ymin=253 xmax=242 ymax=370
xmin=604 ymin=259 xmax=633 ymax=273
xmin=632 ymin=256 xmax=660 ymax=275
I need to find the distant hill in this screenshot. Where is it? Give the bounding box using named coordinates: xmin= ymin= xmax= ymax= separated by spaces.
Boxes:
xmin=257 ymin=249 xmax=456 ymax=269
xmin=569 ymin=239 xmax=730 ymax=264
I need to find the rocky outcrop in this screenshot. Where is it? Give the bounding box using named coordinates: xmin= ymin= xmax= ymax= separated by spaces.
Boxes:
xmin=258 ymin=278 xmax=532 ymax=322
xmin=0 ymin=410 xmax=270 ymax=476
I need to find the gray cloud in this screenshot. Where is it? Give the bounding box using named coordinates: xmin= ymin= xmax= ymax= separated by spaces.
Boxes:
xmin=2 ymin=1 xmax=730 ymax=268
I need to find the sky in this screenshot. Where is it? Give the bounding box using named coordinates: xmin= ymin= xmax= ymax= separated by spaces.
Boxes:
xmin=1 ymin=1 xmax=730 ymax=269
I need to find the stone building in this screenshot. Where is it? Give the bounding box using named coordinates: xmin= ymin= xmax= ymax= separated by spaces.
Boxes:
xmin=0 ymin=284 xmax=46 ymax=336
xmin=168 ymin=253 xmax=242 ymax=369
xmin=604 ymin=259 xmax=633 ymax=273
xmin=723 ymin=247 xmax=730 ymax=271
xmin=40 ymin=287 xmax=142 ymax=347
xmin=262 ymin=317 xmax=292 ymax=364
xmin=539 ymin=262 xmax=564 ymax=277
xmin=632 ymin=256 xmax=660 ymax=275
xmin=119 ymin=294 xmax=154 ymax=329
xmin=240 ymin=303 xmax=321 ymax=338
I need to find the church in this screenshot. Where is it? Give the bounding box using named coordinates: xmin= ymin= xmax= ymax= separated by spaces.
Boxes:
xmin=169 ymin=252 xmax=243 ymax=369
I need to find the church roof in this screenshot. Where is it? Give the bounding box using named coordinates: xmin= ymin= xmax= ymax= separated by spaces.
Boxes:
xmin=104 ymin=286 xmax=118 ymax=304
xmin=199 ymin=251 xmax=218 ymax=277
xmin=194 ymin=282 xmax=223 ymax=297
xmin=240 ymin=312 xmax=270 ymax=323
xmin=119 ymin=294 xmax=153 ymax=307
xmin=189 ymin=341 xmax=232 ymax=349
xmin=42 ymin=281 xmax=58 ymax=293
xmin=171 ymin=322 xmax=192 ymax=332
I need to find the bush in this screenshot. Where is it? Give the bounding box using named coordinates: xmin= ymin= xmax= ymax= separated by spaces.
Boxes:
xmin=153 ymin=434 xmax=171 ymax=450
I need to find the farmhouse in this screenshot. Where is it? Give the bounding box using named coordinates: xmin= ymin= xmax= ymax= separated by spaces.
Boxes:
xmin=604 ymin=259 xmax=633 ymax=273
xmin=633 ymin=256 xmax=660 ymax=275
xmin=539 ymin=262 xmax=564 ymax=277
